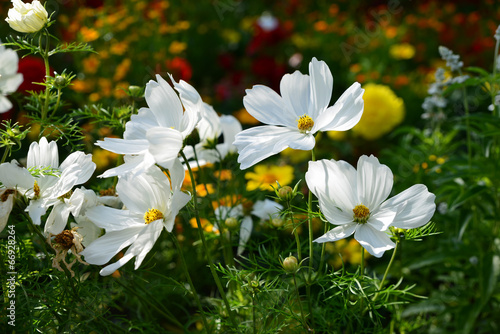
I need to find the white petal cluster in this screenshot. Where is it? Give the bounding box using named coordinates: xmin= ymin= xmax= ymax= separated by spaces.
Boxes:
xmin=0 ymin=43 xmax=23 ymax=113
xmin=6 ymin=0 xmax=48 ymax=34
xmin=98 ymin=74 xmax=202 ymax=178
xmin=80 ymin=161 xmax=191 ymax=276
xmin=233 ymin=57 xmax=364 ymax=169
xmin=306 ymin=155 xmax=436 ymax=257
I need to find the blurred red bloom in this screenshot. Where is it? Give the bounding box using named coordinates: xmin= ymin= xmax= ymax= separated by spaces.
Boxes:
xmin=18 ymin=56 xmax=51 ymax=93
xmin=166 ymin=57 xmax=192 ymax=82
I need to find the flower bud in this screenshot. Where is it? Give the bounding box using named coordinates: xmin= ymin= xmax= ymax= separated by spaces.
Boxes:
xmin=282 ymin=256 xmax=299 ymax=273
xmin=6 ymin=0 xmax=49 ymax=34
xmin=128 ymin=85 xmax=143 ymax=98
xmin=271 ymin=217 xmax=284 ymax=228
xmin=54 ymin=75 xmax=67 ymax=88
xmin=278 ymin=186 xmax=293 ymax=201
xmin=224 ymin=217 xmax=239 ymax=230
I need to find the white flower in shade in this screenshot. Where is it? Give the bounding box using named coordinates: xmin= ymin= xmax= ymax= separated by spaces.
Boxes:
xmin=0 ymin=160 xmax=33 ymax=232
xmin=306 ymin=155 xmax=436 ymax=257
xmin=80 ymin=160 xmax=191 ymax=276
xmin=24 ymin=137 xmax=96 ymax=226
xmin=233 ymin=57 xmax=364 ymax=169
xmin=215 ymin=199 xmax=282 ymax=256
xmin=6 ymin=0 xmax=49 ymax=34
xmin=0 ymin=43 xmax=23 ymax=113
xmin=97 ymin=74 xmax=201 ymax=178
xmin=184 ymin=103 xmax=242 ymax=167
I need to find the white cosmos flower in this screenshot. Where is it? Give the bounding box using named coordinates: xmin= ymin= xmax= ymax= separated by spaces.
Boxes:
xmin=6 ymin=0 xmax=49 ymax=34
xmin=306 ymin=155 xmax=436 ymax=258
xmin=233 ymin=57 xmax=364 ymax=169
xmin=24 ymin=137 xmax=96 ymax=226
xmin=97 ymin=74 xmax=202 ymax=178
xmin=80 ymin=160 xmax=191 ymax=276
xmin=0 ymin=160 xmax=33 ymax=232
xmin=0 ymin=42 xmax=23 ymax=113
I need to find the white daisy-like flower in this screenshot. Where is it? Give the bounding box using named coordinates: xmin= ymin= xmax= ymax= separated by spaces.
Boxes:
xmin=306 ymin=155 xmax=436 ymax=257
xmin=80 ymin=160 xmax=191 ymax=276
xmin=0 ymin=42 xmax=23 ymax=113
xmin=5 ymin=0 xmax=48 ymax=34
xmin=97 ymin=74 xmax=202 ymax=178
xmin=24 ymin=137 xmax=96 ymax=226
xmin=233 ymin=57 xmax=364 ymax=169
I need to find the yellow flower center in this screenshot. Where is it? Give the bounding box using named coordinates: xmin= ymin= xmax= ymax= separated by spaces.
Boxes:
xmin=144 ymin=208 xmax=164 ymax=224
xmin=33 ymin=180 xmax=40 ymax=199
xmin=353 ymin=204 xmax=370 ymax=224
xmin=297 ymin=114 xmax=314 ymax=132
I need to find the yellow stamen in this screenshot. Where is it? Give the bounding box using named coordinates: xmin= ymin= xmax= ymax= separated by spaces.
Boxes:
xmin=33 ymin=180 xmax=40 ymax=199
xmin=144 ymin=208 xmax=164 ymax=224
xmin=353 ymin=204 xmax=370 ymax=224
xmin=297 ymin=114 xmax=314 ymax=132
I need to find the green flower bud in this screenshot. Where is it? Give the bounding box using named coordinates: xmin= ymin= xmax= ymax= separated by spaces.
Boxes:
xmin=224 ymin=217 xmax=239 ymax=230
xmin=282 ymin=256 xmax=299 ymax=273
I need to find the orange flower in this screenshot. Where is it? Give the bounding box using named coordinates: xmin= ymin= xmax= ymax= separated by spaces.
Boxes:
xmin=233 ymin=108 xmax=260 ymax=125
xmin=80 ymin=27 xmax=100 ymax=42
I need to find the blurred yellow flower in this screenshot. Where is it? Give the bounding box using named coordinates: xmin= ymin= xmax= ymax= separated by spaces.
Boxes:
xmin=281 ymin=147 xmax=310 ymax=164
xmin=196 ymin=184 xmax=215 ymax=197
xmin=326 ymin=130 xmax=347 ymax=141
xmin=190 ymin=217 xmax=218 ymax=234
xmin=113 ymin=58 xmax=131 ymax=81
xmin=214 ymin=169 xmax=232 ymax=181
xmin=245 ymin=165 xmax=294 ymax=191
xmin=351 ymin=83 xmax=405 ymax=140
xmin=326 ymin=238 xmax=371 ymax=269
xmin=169 ymin=41 xmax=187 ymax=54
xmin=92 ymin=147 xmax=119 ymax=170
xmin=389 ymin=43 xmax=416 ymax=60
xmin=80 ymin=27 xmax=100 ymax=42
xmin=234 ymin=108 xmax=260 ymax=125
xmin=110 ymin=42 xmax=129 ymax=55
xmin=83 ymin=55 xmax=100 ymax=74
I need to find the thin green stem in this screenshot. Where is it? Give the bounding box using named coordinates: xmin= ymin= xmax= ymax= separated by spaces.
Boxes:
xmin=41 ymin=29 xmax=51 ymax=121
xmin=287 ymin=204 xmax=301 ymax=261
xmin=180 ymin=151 xmax=238 ymax=329
xmin=307 ymin=148 xmax=316 ymax=272
xmin=49 ymin=88 xmax=62 ymax=119
xmin=171 ymin=233 xmax=211 ymax=333
xmin=293 ymin=273 xmax=310 ymax=331
xmin=252 ymin=295 xmax=256 ymax=334
xmin=318 ymin=222 xmax=329 ymax=275
xmin=373 ymin=241 xmax=399 ymax=302
xmin=1 ymin=146 xmax=10 ymax=164
xmin=360 ymin=246 xmax=365 ymax=277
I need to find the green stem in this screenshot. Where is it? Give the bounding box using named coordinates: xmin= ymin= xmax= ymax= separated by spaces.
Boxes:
xmin=360 ymin=246 xmax=365 ymax=277
xmin=1 ymin=146 xmax=10 ymax=164
xmin=171 ymin=233 xmax=211 ymax=333
xmin=373 ymin=241 xmax=399 ymax=302
xmin=318 ymin=222 xmax=329 ymax=275
xmin=41 ymin=29 xmax=51 ymax=122
xmin=293 ymin=273 xmax=310 ymax=331
xmin=308 ymin=148 xmax=316 ymax=272
xmin=180 ymin=151 xmax=238 ymax=329
xmin=252 ymin=295 xmax=256 ymax=334
xmin=49 ymin=88 xmax=62 ymax=119
xmin=288 ymin=204 xmax=301 ymax=261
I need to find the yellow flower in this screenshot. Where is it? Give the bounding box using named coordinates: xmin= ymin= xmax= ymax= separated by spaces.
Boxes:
xmin=326 ymin=130 xmax=347 ymax=141
xmin=245 ymin=165 xmax=294 ymax=191
xmin=214 ymin=169 xmax=232 ymax=181
xmin=233 ymin=108 xmax=260 ymax=125
xmin=196 ymin=184 xmax=215 ymax=197
xmin=351 ymin=83 xmax=405 ymax=140
xmin=82 ymin=55 xmax=100 ymax=74
xmin=113 ymin=58 xmax=132 ymax=81
xmin=389 ymin=43 xmax=416 ymax=60
xmin=189 ymin=218 xmax=218 ymax=234
xmin=80 ymin=27 xmax=100 ymax=42
xmin=169 ymin=41 xmax=187 ymax=55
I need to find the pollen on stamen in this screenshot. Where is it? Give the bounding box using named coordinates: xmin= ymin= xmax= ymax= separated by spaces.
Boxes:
xmin=33 ymin=180 xmax=40 ymax=199
xmin=144 ymin=208 xmax=164 ymax=224
xmin=297 ymin=114 xmax=314 ymax=132
xmin=353 ymin=204 xmax=370 ymax=223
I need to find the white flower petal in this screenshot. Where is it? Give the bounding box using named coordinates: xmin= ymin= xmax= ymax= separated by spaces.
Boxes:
xmin=0 ymin=191 xmax=14 ymax=232
xmin=309 ymin=57 xmax=333 ymax=119
xmin=26 ymin=199 xmax=46 ymax=225
xmin=306 ymin=160 xmax=357 ymax=214
xmin=124 ymin=107 xmax=159 ymax=140
xmin=357 ymin=155 xmax=393 ymax=210
xmin=381 ymin=184 xmax=436 ymax=229
xmin=85 ymin=206 xmax=143 ymax=231
xmin=96 ymin=138 xmax=149 ymax=155
xmin=27 ymin=137 xmax=59 ymax=169
xmin=146 ymin=127 xmax=184 ymax=170
xmin=280 ymin=71 xmax=312 ymax=118
xmin=59 ymin=152 xmax=96 ymax=185
xmin=314 ymin=82 xmax=364 ymax=132
xmin=80 ymin=226 xmax=144 ymax=266
xmin=44 ymin=202 xmax=72 ymax=235
xmin=314 ymin=223 xmax=357 ymax=243
xmin=98 ymin=153 xmax=155 ymax=178
xmin=238 ymin=216 xmax=253 ymax=256
xmin=354 ymin=224 xmax=395 ymax=258
xmin=369 ymin=207 xmax=398 ymax=231
xmin=145 ymin=75 xmax=183 ymax=128
xmin=243 ymin=85 xmax=295 ymax=127
xmin=0 ymin=160 xmax=34 ymax=189
xmin=251 ymin=199 xmax=283 ymax=220
xmin=234 ymin=126 xmax=305 ymax=169
xmin=126 ymin=219 xmax=164 ymax=270
xmin=99 ymin=253 xmax=135 ymax=276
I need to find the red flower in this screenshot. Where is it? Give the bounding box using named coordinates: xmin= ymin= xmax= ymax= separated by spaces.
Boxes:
xmin=165 ymin=57 xmax=192 ymax=82
xmin=18 ymin=56 xmax=51 ymax=94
